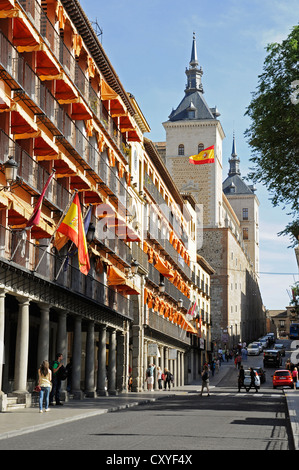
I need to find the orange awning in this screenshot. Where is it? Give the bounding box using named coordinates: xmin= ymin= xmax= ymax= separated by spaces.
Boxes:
xmin=71 ymin=99 xmax=93 ymax=121
xmin=54 ymin=75 xmax=78 ymax=102
xmin=36 ymin=49 xmax=60 ymax=77
xmin=12 ymin=13 xmax=40 ymax=49
xmin=11 ymin=105 xmax=40 ymax=139
xmin=108 ymin=265 xmax=140 ymax=295
xmin=154 ymin=255 xmax=175 ymax=279
xmin=101 ymin=79 xmax=118 ymax=101
xmin=84 ymin=191 xmax=102 ymax=205
xmin=0 ymin=0 xmax=15 ymax=9
xmin=6 ymin=192 xmax=54 ymax=238
xmin=127 ymin=129 xmax=142 ymax=143
xmin=34 ymin=135 xmax=59 ymax=158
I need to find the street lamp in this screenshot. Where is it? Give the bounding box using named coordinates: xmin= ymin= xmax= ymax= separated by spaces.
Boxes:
xmin=130 ymin=259 xmax=139 ymax=275
xmin=177 ymin=298 xmax=183 ymax=309
xmin=86 ymin=222 xmax=95 ymax=244
xmin=0 ymin=156 xmax=22 ymax=191
xmin=159 ymin=281 xmax=165 ymax=294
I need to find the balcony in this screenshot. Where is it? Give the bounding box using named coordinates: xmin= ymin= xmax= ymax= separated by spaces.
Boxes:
xmin=0 ymin=129 xmax=70 ymax=213
xmin=148 ymin=216 xmax=191 ymax=281
xmin=147 ymin=309 xmax=190 ymax=345
xmin=0 ymin=31 xmax=132 ymax=214
xmin=0 ymin=223 xmax=132 ymax=319
xmin=15 ymin=0 xmax=130 ymax=161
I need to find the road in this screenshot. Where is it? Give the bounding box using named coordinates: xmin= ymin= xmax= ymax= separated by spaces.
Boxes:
xmin=0 ymin=339 xmax=295 ymax=453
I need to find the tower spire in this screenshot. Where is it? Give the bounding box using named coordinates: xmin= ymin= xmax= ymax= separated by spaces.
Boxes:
xmin=185 ymin=32 xmax=203 ymax=94
xmin=228 ymin=132 xmax=240 ymax=176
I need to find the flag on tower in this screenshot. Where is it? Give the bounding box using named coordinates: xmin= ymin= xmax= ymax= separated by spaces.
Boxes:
xmin=56 ymin=193 xmax=90 ymax=275
xmin=189 ymin=145 xmax=215 ymax=165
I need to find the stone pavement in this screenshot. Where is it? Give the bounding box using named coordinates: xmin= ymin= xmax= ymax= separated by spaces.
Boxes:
xmin=0 ymin=361 xmax=298 ymax=449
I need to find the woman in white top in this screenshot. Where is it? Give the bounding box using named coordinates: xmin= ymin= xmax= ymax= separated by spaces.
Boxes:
xmin=38 ymin=360 xmax=52 ymax=413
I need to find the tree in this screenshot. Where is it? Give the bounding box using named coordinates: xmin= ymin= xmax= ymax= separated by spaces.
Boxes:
xmin=245 ymin=25 xmax=299 ymax=246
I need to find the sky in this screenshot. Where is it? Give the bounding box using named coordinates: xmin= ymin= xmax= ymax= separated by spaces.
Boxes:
xmin=80 ymin=0 xmax=299 ymax=310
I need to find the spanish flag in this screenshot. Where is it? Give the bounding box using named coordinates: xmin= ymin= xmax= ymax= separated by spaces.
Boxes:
xmin=189 ymin=145 xmax=215 ymax=165
xmin=56 ymin=193 xmax=90 ymax=275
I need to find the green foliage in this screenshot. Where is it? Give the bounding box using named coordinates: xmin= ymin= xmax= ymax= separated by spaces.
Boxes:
xmin=245 ymin=25 xmax=299 ymax=245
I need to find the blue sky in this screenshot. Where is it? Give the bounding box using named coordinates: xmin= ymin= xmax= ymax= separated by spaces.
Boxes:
xmin=81 ymin=0 xmax=298 ymax=310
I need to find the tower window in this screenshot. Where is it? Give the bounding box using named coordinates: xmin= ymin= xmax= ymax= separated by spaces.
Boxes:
xmin=242 ymin=208 xmax=248 ymax=220
xmin=178 ymin=144 xmax=184 ymax=156
xmin=243 ymin=228 xmax=249 ymax=240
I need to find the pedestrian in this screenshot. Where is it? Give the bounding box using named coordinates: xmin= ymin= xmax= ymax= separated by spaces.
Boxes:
xmin=200 ymin=365 xmax=210 ymax=397
xmin=157 ymin=366 xmax=163 ymax=390
xmin=65 ymin=357 xmax=72 ymax=393
xmin=211 ymin=359 xmax=216 ymax=376
xmin=145 ymin=363 xmax=155 ymax=391
xmin=164 ymin=368 xmax=172 ymax=390
xmin=128 ymin=375 xmax=133 ymax=391
xmin=292 ymin=367 xmax=298 ymax=390
xmin=285 ymin=358 xmax=291 ymax=371
xmin=236 ymin=355 xmax=242 ymax=369
xmin=49 ymin=353 xmax=64 ymax=406
xmin=38 ymin=360 xmax=52 ymax=413
xmin=238 ymin=365 xmax=245 ymax=392
xmin=215 ymin=358 xmax=220 ymax=373
xmin=247 ymin=367 xmax=258 ymax=393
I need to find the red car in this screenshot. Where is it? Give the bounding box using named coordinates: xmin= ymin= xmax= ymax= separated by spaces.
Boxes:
xmin=272 ymin=370 xmax=293 ymax=389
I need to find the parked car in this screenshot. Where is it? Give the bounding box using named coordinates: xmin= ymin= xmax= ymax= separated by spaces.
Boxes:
xmin=273 ymin=344 xmax=286 ymax=357
xmin=253 ymin=341 xmax=263 ymax=353
xmin=254 ymin=367 xmax=266 ymax=383
xmin=244 ymin=369 xmax=260 ymax=391
xmin=272 ymin=370 xmax=293 ymax=389
xmin=259 ymin=338 xmax=269 ymax=349
xmin=247 ymin=343 xmax=260 ymax=356
xmin=263 ymin=350 xmax=282 ymax=367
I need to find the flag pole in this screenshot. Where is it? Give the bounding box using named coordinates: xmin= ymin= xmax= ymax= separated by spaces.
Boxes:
xmin=33 ymin=189 xmax=78 ymax=273
xmin=11 ymin=169 xmax=56 ymax=262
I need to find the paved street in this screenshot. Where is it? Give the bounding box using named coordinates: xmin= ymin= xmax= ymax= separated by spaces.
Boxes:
xmin=0 ymin=340 xmax=296 ymax=452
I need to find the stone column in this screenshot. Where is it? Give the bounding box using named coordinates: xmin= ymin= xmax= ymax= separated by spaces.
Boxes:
xmin=97 ymin=325 xmax=107 ymax=396
xmin=37 ymin=303 xmax=50 ymax=369
xmin=116 ymin=330 xmax=126 ymax=392
xmin=0 ymin=289 xmax=6 ymax=411
xmin=72 ymin=316 xmax=83 ymax=399
xmin=56 ymin=311 xmax=67 ymax=361
xmin=108 ymin=329 xmax=117 ymax=395
xmin=13 ymin=298 xmax=30 ymax=401
xmin=85 ymin=321 xmax=96 ymax=397
xmin=56 ymin=311 xmax=68 ymax=400
xmin=177 ymin=352 xmax=181 ymax=387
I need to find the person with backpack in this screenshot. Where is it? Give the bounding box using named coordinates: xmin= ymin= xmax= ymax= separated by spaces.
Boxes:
xmin=145 ymin=363 xmax=155 ymax=391
xmin=200 ymin=365 xmax=210 ymax=397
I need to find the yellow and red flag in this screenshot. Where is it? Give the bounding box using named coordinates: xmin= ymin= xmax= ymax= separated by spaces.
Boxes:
xmin=56 ymin=193 xmax=90 ymax=275
xmin=189 ymin=145 xmax=215 ymax=165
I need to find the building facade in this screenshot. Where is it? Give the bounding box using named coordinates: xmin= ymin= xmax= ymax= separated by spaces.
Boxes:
xmin=0 ymin=0 xmax=211 ymax=410
xmin=157 ymin=34 xmax=266 ymax=351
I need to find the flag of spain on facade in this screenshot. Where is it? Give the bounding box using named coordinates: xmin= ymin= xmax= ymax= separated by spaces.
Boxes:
xmin=189 ymin=145 xmax=215 ymax=165
xmin=56 ymin=193 xmax=90 ymax=275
